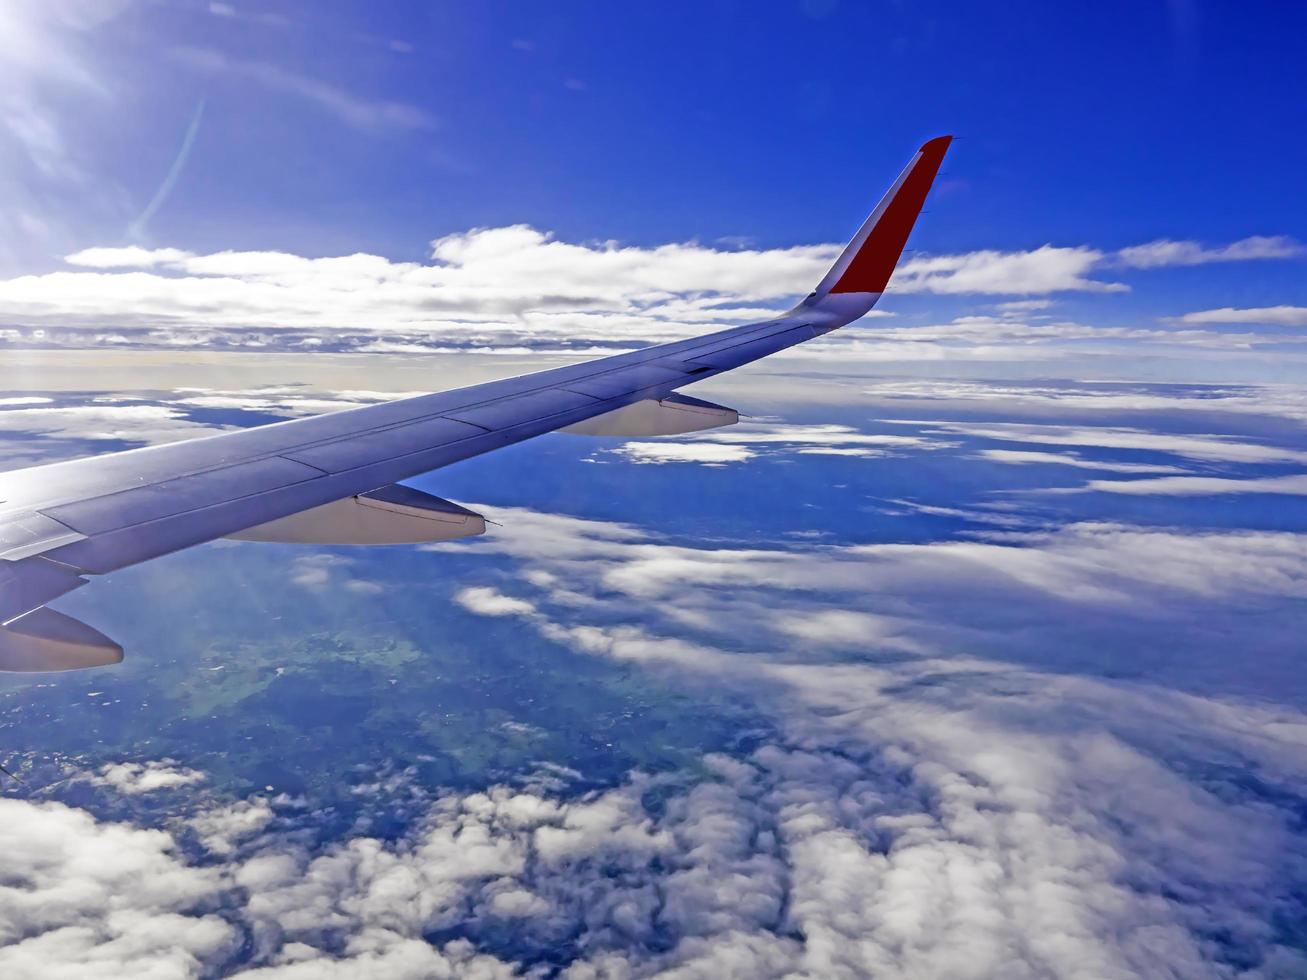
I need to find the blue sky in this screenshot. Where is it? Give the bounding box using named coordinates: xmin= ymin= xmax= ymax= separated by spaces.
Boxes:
xmin=41 ymin=1 xmax=1306 ymax=251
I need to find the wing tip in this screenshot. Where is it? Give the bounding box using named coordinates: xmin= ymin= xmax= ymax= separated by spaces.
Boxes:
xmin=823 ymin=135 xmax=954 ymax=296
xmin=919 ymin=134 xmax=953 ymax=156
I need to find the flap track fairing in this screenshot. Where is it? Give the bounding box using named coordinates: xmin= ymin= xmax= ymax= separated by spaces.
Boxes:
xmin=228 ymin=485 xmax=485 ymax=545
xmin=560 ymin=393 xmax=737 ymax=437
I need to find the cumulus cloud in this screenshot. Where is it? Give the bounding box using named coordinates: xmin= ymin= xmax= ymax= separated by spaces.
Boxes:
xmin=455 ymin=586 xmax=538 ymax=617
xmin=189 ymin=798 xmax=275 ymax=856
xmin=286 ymin=553 xmax=383 ymax=595
xmin=0 ymin=229 xmax=1296 ymax=352
xmin=0 ymin=796 xmax=239 ymax=978
xmin=891 ymin=245 xmax=1125 ymax=294
xmin=92 ymin=759 xmax=206 ymax=795
xmin=0 ymin=229 xmax=837 ymax=346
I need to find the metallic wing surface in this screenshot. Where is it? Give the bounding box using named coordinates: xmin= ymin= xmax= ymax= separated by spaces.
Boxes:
xmin=0 ymin=136 xmax=952 ymax=670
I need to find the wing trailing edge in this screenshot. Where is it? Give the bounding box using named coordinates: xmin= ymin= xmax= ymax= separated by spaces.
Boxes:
xmin=561 ymin=393 xmax=738 ymax=437
xmin=229 ymin=485 xmax=485 ymax=545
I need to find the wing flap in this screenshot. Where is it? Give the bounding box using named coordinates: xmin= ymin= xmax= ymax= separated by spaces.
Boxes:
xmin=229 ymin=485 xmax=485 ymax=545
xmin=561 ymin=393 xmax=738 ymax=437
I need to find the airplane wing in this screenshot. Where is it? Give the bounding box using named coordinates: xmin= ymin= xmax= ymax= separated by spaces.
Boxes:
xmin=0 ymin=136 xmax=951 ymax=670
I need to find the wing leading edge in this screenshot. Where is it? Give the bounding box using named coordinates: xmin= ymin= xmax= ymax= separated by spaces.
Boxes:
xmin=0 ymin=136 xmax=952 ymax=670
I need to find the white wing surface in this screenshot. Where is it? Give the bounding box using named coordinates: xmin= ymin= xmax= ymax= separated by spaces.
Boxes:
xmin=0 ymin=136 xmax=952 ymax=670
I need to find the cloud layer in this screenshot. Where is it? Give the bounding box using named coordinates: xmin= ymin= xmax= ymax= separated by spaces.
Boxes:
xmin=8 ymin=508 xmax=1307 ymax=976
xmin=3 ymin=372 xmax=1307 ymax=975
xmin=0 ymin=230 xmax=1297 ymax=355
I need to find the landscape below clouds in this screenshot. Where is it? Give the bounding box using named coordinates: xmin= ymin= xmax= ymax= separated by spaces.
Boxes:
xmin=2 ymin=357 xmax=1307 ymax=977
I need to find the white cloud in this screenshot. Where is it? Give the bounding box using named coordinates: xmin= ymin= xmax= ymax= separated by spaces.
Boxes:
xmin=65 ymin=246 xmax=194 ymax=269
xmin=0 ymin=796 xmax=238 ymax=978
xmin=285 ymin=553 xmax=384 ymax=595
xmin=827 ymin=316 xmax=1307 ymax=355
xmin=606 ymin=442 xmax=757 ymax=465
xmin=1174 ymin=306 xmax=1307 ymax=327
xmin=891 ymin=245 xmax=1125 ymax=294
xmin=93 ymin=760 xmax=205 ymax=795
xmin=600 ymin=422 xmax=940 ymax=466
xmin=0 ymin=229 xmax=837 ymax=345
xmin=995 ymin=299 xmax=1054 ymax=313
xmin=189 ymin=798 xmax=275 ymax=856
xmin=1077 ymin=473 xmax=1307 ymax=496
xmin=859 ymin=378 xmax=1307 ymax=425
xmin=7 ymin=507 xmax=1307 ymax=976
xmin=455 ymin=506 xmax=1307 ymax=616
xmin=694 ymin=422 xmax=932 ymax=450
xmin=0 ymin=228 xmax=1295 ymax=351
xmin=435 ymin=507 xmax=1307 ymax=974
xmin=455 ymin=587 xmax=538 ymax=617
xmin=876 ymin=498 xmax=1033 ymax=528
xmin=1117 ymin=235 xmax=1303 ymax=268
xmin=0 ymin=396 xmax=53 ymax=406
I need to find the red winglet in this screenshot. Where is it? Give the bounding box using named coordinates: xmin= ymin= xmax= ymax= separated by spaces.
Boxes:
xmin=828 ymin=135 xmax=952 ymax=294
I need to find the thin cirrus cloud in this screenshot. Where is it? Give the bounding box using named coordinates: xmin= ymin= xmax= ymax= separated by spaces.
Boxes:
xmin=170 ymin=46 xmax=436 ymax=132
